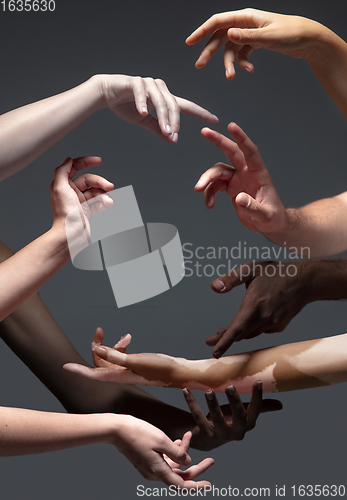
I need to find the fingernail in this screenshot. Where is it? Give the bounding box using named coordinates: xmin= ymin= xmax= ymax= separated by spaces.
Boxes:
xmin=213 ymin=280 xmax=226 ymax=292
xmin=257 ymin=380 xmax=263 ymax=390
xmin=205 ymin=390 xmax=214 ymax=400
xmin=212 ymin=114 xmax=219 ymax=121
xmin=141 ymin=107 xmax=148 ymax=114
xmin=166 ymin=124 xmax=172 ymax=134
xmin=229 ymin=28 xmax=241 ymax=40
xmin=183 ymin=388 xmax=189 ymax=396
xmin=226 ymin=385 xmax=235 ymax=396
xmin=93 ymin=346 xmax=107 ymax=355
xmin=195 ymin=180 xmax=203 ymax=188
xmin=213 ymin=351 xmax=221 ymax=359
xmin=172 ymin=132 xmax=178 ymax=143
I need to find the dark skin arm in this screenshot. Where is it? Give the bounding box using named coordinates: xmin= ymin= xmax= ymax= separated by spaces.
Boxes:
xmin=208 ymin=259 xmax=347 ymax=358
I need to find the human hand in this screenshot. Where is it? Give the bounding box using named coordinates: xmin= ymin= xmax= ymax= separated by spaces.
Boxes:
xmin=208 ymin=260 xmax=310 ymax=358
xmin=184 ymin=381 xmax=282 ymax=451
xmin=64 ymin=327 xmax=178 ymax=386
xmin=99 ymin=74 xmax=218 ymax=144
xmin=195 ymin=122 xmax=287 ymax=236
xmin=112 ymin=418 xmax=214 ymax=487
xmin=186 ymin=8 xmax=322 ymax=80
xmin=50 ymin=156 xmax=114 ymax=236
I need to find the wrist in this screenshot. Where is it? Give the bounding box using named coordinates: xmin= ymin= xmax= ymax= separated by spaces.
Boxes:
xmin=85 ymin=74 xmax=107 ymax=112
xmin=306 ymin=22 xmax=345 ymax=68
xmin=46 ymin=226 xmax=70 ymax=264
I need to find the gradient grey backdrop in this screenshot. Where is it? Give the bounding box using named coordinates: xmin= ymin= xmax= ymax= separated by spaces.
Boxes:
xmin=0 ymin=0 xmax=347 ymax=498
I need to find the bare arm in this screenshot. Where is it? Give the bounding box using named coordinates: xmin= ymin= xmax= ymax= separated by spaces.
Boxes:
xmin=0 ymin=74 xmax=218 ymax=181
xmin=65 ymin=333 xmax=347 ymax=394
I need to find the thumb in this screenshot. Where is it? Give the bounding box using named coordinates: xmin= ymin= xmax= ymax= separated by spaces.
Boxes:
xmin=235 ymin=192 xmax=274 ymax=230
xmin=211 ymin=262 xmax=253 ymax=293
xmin=227 ymin=26 xmax=271 ymax=46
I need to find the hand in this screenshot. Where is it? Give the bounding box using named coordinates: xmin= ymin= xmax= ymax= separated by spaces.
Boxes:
xmin=184 ymin=381 xmax=282 ymax=451
xmin=208 ymin=260 xmax=310 ymax=357
xmin=50 ymin=156 xmax=114 ymax=247
xmin=100 ymin=74 xmax=218 ymax=143
xmin=112 ymin=418 xmax=214 ymax=488
xmin=64 ymin=327 xmax=177 ymax=386
xmin=195 ymin=122 xmax=287 ymax=236
xmin=185 ymin=9 xmax=322 ymax=80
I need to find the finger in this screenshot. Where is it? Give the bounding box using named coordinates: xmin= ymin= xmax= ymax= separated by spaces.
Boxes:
xmin=92 ymin=327 xmax=104 ymax=346
xmin=223 ymin=41 xmax=237 ymax=80
xmin=227 ymin=122 xmax=266 ymax=171
xmin=195 ymin=29 xmax=229 ymax=69
xmin=137 ymin=113 xmax=173 ymax=144
xmin=225 ymin=385 xmax=247 ymax=434
xmin=174 ymin=96 xmax=219 ymax=124
xmin=179 ymin=431 xmax=192 ymax=453
xmin=185 ymin=10 xmax=260 ymax=45
xmin=212 ymin=299 xmax=261 ymax=357
xmin=85 ymin=193 xmax=114 ymax=219
xmin=73 ymin=173 xmax=114 ymax=193
xmin=92 ymin=345 xmax=128 ymax=366
xmin=204 ymin=179 xmax=229 ymax=208
xmin=246 ymin=380 xmax=263 ymax=429
xmin=158 ymin=439 xmax=191 ymax=467
xmin=210 ymin=263 xmax=252 ymax=294
xmin=113 ymin=333 xmax=132 ymax=352
xmin=183 ymin=388 xmax=211 ymax=433
xmin=227 ymin=25 xmax=273 ymax=47
xmin=53 ymin=156 xmax=102 ymax=190
xmin=200 ymin=127 xmax=246 ymax=168
xmin=205 ymin=390 xmax=226 ymax=428
xmin=143 ymin=78 xmax=171 ymax=136
xmin=131 ymin=76 xmax=149 ymax=116
xmin=176 ymin=458 xmax=215 ymax=480
xmin=205 ymin=329 xmax=226 ymax=347
xmin=234 ymin=192 xmax=275 ymax=230
xmin=155 ymin=79 xmax=181 ymax=142
xmin=236 ymin=45 xmax=255 ymax=72
xmin=194 ymin=162 xmax=235 ymax=191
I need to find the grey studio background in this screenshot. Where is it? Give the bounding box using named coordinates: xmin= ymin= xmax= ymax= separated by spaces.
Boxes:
xmin=0 ymin=0 xmax=347 ymax=499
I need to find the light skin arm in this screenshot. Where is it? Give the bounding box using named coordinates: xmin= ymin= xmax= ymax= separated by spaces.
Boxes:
xmin=195 ymin=122 xmax=347 ymax=256
xmin=65 ymin=332 xmax=347 ymax=394
xmin=0 ymin=156 xmax=115 ymax=322
xmin=0 ymin=74 xmax=218 ymax=181
xmin=186 ymin=9 xmax=347 ymax=120
xmin=208 ymin=259 xmax=347 ymax=357
xmin=0 ymin=407 xmax=215 ymax=487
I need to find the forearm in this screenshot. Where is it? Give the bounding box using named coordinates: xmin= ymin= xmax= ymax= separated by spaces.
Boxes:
xmin=265 ymin=193 xmax=347 ymax=256
xmin=0 ymin=76 xmax=103 ymax=181
xmin=0 ymin=406 xmax=114 ymax=456
xmin=124 ymin=334 xmax=347 ymax=394
xmin=0 ymin=229 xmax=70 ymax=322
xmin=306 ymin=24 xmax=347 ymax=121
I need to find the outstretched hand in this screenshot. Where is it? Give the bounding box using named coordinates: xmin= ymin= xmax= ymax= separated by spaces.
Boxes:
xmin=195 ymin=122 xmax=287 ymax=236
xmin=186 ymin=9 xmax=320 ymax=80
xmin=183 ymin=382 xmax=282 ymax=451
xmin=101 ymin=75 xmax=218 ymax=144
xmin=208 ymin=261 xmax=309 ymax=358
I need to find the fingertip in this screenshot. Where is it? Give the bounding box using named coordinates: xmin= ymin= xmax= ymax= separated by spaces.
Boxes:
xmin=235 ymin=192 xmax=250 ymax=208
xmin=211 ymin=279 xmax=226 ymax=292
